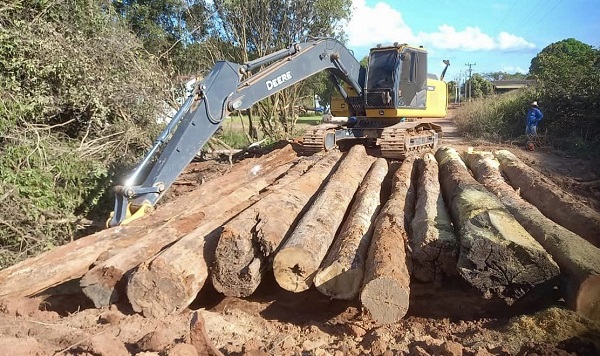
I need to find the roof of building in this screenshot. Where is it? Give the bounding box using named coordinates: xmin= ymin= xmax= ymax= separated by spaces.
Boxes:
xmin=491 ymin=80 xmax=537 ymax=89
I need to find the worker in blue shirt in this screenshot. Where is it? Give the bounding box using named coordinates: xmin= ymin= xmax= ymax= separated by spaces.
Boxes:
xmin=526 ymin=101 xmax=544 ymax=136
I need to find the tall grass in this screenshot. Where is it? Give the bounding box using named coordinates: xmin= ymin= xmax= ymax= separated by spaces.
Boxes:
xmin=454 ymin=89 xmax=540 ymax=143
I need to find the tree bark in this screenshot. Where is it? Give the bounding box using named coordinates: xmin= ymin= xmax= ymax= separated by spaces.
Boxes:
xmin=123 ymin=157 xmax=308 ymax=317
xmin=80 ymin=157 xmax=300 ymax=308
xmin=410 ymin=153 xmax=458 ymax=283
xmin=494 ymin=149 xmax=600 ymax=247
xmin=314 ymin=158 xmax=388 ymax=300
xmin=435 ymin=147 xmax=559 ymax=304
xmin=211 ymin=151 xmax=343 ymax=297
xmin=273 ymin=145 xmax=376 ymax=292
xmin=0 ymin=144 xmax=298 ymax=298
xmin=465 ymin=150 xmax=600 ymax=322
xmin=360 ymin=155 xmax=416 ymax=324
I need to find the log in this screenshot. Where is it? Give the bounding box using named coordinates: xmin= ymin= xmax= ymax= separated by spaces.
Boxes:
xmin=273 ymin=145 xmax=376 ymax=292
xmin=80 ymin=156 xmax=302 ymax=307
xmin=410 ymin=153 xmax=458 ymax=283
xmin=0 ymin=144 xmax=298 ymax=298
xmin=313 ymin=158 xmax=388 ymax=300
xmin=465 ymin=150 xmax=600 ymax=322
xmin=494 ymin=150 xmax=600 ymax=247
xmin=360 ymin=155 xmax=416 ymax=324
xmin=211 ymin=151 xmax=343 ymax=297
xmin=123 ymin=156 xmax=314 ymax=317
xmin=435 ymin=147 xmax=559 ymax=304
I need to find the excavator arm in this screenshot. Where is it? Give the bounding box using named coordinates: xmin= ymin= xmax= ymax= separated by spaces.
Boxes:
xmin=108 ymin=38 xmax=365 ymax=227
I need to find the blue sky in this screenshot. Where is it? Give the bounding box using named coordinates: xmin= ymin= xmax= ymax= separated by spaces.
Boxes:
xmin=343 ymin=0 xmax=600 ymax=80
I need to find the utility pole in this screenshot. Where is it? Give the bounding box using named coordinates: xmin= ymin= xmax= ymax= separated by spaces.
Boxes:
xmin=465 ymin=62 xmax=476 ymax=101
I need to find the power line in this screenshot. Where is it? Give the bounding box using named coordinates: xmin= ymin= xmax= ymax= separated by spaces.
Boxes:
xmin=518 ymin=0 xmax=563 ymax=40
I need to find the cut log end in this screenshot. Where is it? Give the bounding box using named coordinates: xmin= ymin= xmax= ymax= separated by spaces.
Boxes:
xmin=127 ymin=264 xmax=199 ymax=319
xmin=212 ymin=258 xmax=262 ymax=298
xmin=273 ymin=248 xmax=317 ymax=293
xmin=361 ymin=277 xmax=409 ymax=324
xmin=314 ymin=263 xmax=363 ymax=300
xmin=80 ymin=266 xmax=125 ymax=308
xmin=576 ymin=275 xmax=600 ymax=322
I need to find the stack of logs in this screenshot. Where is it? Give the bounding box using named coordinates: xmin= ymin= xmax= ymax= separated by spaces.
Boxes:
xmin=1 ymin=144 xmax=599 ymax=324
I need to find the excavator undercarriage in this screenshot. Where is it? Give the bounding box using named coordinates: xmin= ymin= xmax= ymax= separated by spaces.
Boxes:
xmin=301 ymin=120 xmax=443 ymax=159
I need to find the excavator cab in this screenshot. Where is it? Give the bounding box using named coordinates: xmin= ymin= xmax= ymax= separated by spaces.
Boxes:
xmin=365 ymin=44 xmax=428 ymax=110
xmin=330 ymin=44 xmax=447 ymax=120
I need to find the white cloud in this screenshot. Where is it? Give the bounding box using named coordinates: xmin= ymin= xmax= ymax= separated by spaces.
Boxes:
xmin=497 ymin=32 xmax=536 ymax=50
xmin=345 ymin=0 xmax=416 ymax=47
xmin=345 ymin=0 xmax=535 ymax=52
xmin=417 ymin=25 xmax=497 ymax=51
xmin=501 ymin=66 xmax=529 ymax=74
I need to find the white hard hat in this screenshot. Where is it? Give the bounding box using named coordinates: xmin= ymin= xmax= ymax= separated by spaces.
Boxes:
xmin=531 ymin=101 xmax=538 ymax=106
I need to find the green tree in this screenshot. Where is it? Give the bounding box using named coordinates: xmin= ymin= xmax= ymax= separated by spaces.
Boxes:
xmin=470 ymin=74 xmax=494 ymax=98
xmin=530 ymin=38 xmax=600 ymax=153
xmin=359 ymin=55 xmax=369 ymax=68
xmin=113 ymin=0 xmax=210 ymax=74
xmin=206 ymin=0 xmax=352 ymax=139
xmin=530 ymin=38 xmax=597 ymax=95
xmin=484 ymin=71 xmax=529 ymax=81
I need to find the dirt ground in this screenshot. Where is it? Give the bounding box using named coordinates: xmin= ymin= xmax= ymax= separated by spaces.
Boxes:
xmin=1 ymin=112 xmax=600 ymax=356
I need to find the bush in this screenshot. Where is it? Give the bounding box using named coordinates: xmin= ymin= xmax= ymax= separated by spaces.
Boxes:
xmin=454 ymin=89 xmax=540 ymax=141
xmin=0 ymin=0 xmax=170 ymax=268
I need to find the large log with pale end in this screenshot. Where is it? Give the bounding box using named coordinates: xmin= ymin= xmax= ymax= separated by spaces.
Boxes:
xmin=465 ymin=150 xmax=600 ymax=322
xmin=360 ymin=155 xmax=416 ymax=324
xmin=0 ymin=144 xmax=298 ymax=298
xmin=494 ymin=149 xmax=600 ymax=247
xmin=435 ymin=147 xmax=559 ymax=304
xmin=314 ymin=158 xmax=388 ymax=300
xmin=410 ymin=153 xmax=458 ymax=283
xmin=211 ymin=151 xmax=343 ymax=297
xmin=273 ymin=145 xmax=376 ymax=293
xmin=80 ymin=156 xmax=301 ymax=307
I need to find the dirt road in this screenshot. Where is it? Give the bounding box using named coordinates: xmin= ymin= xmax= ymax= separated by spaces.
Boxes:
xmin=1 ymin=112 xmax=599 ymax=356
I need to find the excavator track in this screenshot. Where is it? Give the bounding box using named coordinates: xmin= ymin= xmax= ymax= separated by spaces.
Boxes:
xmin=300 ymin=124 xmax=338 ymax=155
xmin=378 ymin=122 xmax=440 ymax=159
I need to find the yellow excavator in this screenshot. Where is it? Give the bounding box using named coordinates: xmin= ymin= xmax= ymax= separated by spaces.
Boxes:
xmin=108 ymin=38 xmax=450 ymax=227
xmin=302 ymin=43 xmax=449 ymax=158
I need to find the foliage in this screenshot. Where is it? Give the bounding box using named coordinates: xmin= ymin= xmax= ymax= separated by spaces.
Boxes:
xmin=0 ymin=0 xmax=169 ymax=268
xmin=454 ymin=89 xmax=540 ymax=141
xmin=484 ymin=71 xmax=529 ymax=81
xmin=113 ymin=0 xmax=210 ymax=75
xmin=530 ymin=38 xmax=600 ymax=155
xmin=457 ymin=38 xmax=600 ymax=158
xmin=469 ymin=73 xmax=494 ymax=99
xmin=204 ymin=0 xmax=353 ymax=140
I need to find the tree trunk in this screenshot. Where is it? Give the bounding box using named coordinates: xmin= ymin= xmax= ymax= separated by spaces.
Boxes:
xmin=360 ymin=155 xmax=416 ymax=324
xmin=273 ymin=145 xmax=376 ymax=292
xmin=494 ymin=149 xmax=600 ymax=247
xmin=80 ymin=158 xmax=299 ymax=308
xmin=435 ymin=147 xmax=559 ymax=304
xmin=410 ymin=153 xmax=458 ymax=283
xmin=0 ymin=144 xmax=298 ymax=298
xmin=211 ymin=151 xmax=343 ymax=297
xmin=465 ymin=150 xmax=600 ymax=322
xmin=314 ymin=158 xmax=388 ymax=300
